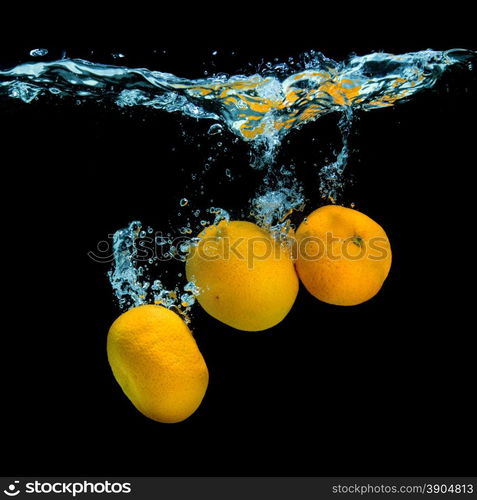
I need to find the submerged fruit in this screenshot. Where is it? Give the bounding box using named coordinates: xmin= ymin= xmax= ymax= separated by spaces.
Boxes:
xmin=186 ymin=220 xmax=298 ymax=331
xmin=295 ymin=205 xmax=392 ymax=306
xmin=107 ymin=304 xmax=208 ymax=423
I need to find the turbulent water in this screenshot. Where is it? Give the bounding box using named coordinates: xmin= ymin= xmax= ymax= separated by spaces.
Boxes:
xmin=1 ymin=49 xmax=473 ymax=162
xmin=106 ymin=220 xmax=203 ymax=318
xmin=1 ymin=48 xmax=474 ymax=313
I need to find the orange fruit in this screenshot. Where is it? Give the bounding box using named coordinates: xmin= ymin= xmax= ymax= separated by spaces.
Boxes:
xmin=107 ymin=305 xmax=209 ymax=423
xmin=295 ymin=205 xmax=392 ymax=305
xmin=186 ymin=220 xmax=298 ymax=331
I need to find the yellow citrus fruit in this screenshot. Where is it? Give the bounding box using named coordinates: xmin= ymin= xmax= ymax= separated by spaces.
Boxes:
xmin=295 ymin=205 xmax=392 ymax=306
xmin=186 ymin=220 xmax=298 ymax=331
xmin=107 ymin=304 xmax=208 ymax=423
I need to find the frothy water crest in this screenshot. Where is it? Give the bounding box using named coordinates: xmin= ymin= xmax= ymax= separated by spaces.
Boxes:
xmin=1 ymin=49 xmax=472 ymax=171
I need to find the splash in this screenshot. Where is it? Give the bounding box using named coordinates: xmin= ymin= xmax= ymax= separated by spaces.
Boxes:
xmin=107 ymin=220 xmax=202 ymax=320
xmin=1 ymin=49 xmax=473 ymax=169
xmin=1 ymin=48 xmax=474 ymax=311
xmin=251 ymin=164 xmax=305 ymax=240
xmin=106 ymin=199 xmax=232 ymax=314
xmin=107 ymin=221 xmax=148 ymax=309
xmin=319 ymin=107 xmax=354 ymax=201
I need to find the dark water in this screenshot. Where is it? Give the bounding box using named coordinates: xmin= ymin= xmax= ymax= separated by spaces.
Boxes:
xmin=1 ymin=46 xmax=475 ymax=477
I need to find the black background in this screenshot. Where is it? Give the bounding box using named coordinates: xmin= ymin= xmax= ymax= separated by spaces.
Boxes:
xmin=1 ymin=44 xmax=475 ymax=476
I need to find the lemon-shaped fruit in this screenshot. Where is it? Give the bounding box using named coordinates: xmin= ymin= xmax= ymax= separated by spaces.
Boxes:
xmin=107 ymin=304 xmax=208 ymax=423
xmin=295 ymin=205 xmax=392 ymax=306
xmin=186 ymin=220 xmax=298 ymax=331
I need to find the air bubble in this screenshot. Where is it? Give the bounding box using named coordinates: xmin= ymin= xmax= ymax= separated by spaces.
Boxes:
xmin=30 ymin=48 xmax=48 ymax=57
xmin=208 ymin=123 xmax=223 ymax=135
xmin=180 ymin=242 xmax=191 ymax=253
